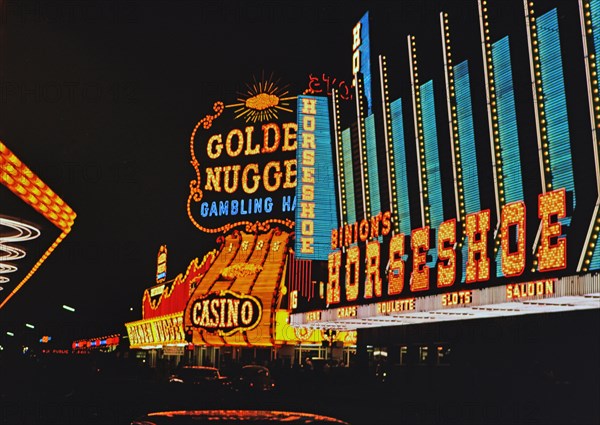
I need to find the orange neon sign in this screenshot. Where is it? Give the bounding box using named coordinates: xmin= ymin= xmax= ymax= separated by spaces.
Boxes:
xmin=325 ymin=189 xmax=567 ymax=306
xmin=0 ymin=141 xmax=76 ymax=309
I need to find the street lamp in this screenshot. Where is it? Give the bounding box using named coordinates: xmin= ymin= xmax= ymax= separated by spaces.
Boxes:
xmin=25 ymin=323 xmax=34 ymax=329
xmin=62 ymin=304 xmax=75 ymax=312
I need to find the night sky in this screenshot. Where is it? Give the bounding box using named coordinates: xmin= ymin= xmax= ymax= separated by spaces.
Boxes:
xmin=0 ymin=0 xmax=577 ymax=346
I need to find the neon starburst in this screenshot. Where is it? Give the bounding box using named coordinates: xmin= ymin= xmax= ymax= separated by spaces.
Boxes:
xmin=227 ymin=74 xmax=296 ymax=123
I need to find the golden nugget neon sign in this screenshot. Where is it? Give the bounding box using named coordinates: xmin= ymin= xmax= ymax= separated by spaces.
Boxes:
xmin=203 ymin=123 xmax=298 ymax=196
xmin=187 ymin=77 xmax=298 ymax=234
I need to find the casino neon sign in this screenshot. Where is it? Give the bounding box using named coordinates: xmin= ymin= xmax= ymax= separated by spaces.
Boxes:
xmin=189 ymin=290 xmax=263 ymax=337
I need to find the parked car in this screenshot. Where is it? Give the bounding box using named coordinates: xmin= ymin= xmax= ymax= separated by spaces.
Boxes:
xmin=232 ymin=365 xmax=276 ymax=392
xmin=168 ymin=366 xmax=230 ymax=392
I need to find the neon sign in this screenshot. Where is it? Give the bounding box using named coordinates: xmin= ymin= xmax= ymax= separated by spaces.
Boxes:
xmin=506 ymin=279 xmax=555 ymax=300
xmin=72 ymin=334 xmax=120 ymax=350
xmin=352 ymin=12 xmax=372 ymax=114
xmin=156 ymin=245 xmax=167 ymax=283
xmin=305 ymin=311 xmax=321 ymax=322
xmin=0 ymin=142 xmax=76 ymax=309
xmin=0 ymin=217 xmax=41 ymax=285
xmin=187 ymin=76 xmax=298 ymax=234
xmin=126 ymin=313 xmax=185 ymax=348
xmin=441 ymin=291 xmax=473 ymax=306
xmin=376 ymin=298 xmax=416 ymax=314
xmin=295 ymin=96 xmax=338 ymax=260
xmin=325 ymin=189 xmax=567 ymax=306
xmin=189 ymin=290 xmax=262 ymax=337
xmin=304 ymin=73 xmax=353 ymax=100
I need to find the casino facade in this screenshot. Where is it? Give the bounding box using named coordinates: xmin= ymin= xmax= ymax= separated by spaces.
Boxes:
xmin=124 ymin=89 xmax=357 ymax=368
xmin=127 ymin=0 xmax=599 ymax=383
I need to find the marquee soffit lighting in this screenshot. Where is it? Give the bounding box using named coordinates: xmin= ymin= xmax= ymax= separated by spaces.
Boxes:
xmin=0 ymin=141 xmax=76 ymax=309
xmin=0 ymin=217 xmax=41 ymax=286
xmin=293 ymin=294 xmax=600 ymax=331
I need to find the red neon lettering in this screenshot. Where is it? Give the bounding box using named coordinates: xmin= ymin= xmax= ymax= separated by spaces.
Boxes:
xmin=411 ymin=227 xmax=430 ymax=292
xmin=327 ymin=250 xmax=341 ymax=304
xmin=501 ymin=201 xmax=526 ymax=277
xmin=538 ymin=189 xmax=567 ymax=272
xmin=466 ymin=210 xmax=490 ymax=283
xmin=364 ymin=240 xmax=382 ymax=298
xmin=437 ymin=219 xmax=456 ymax=288
xmin=345 ymin=245 xmax=360 ymax=301
xmin=388 ymin=234 xmax=405 ymax=295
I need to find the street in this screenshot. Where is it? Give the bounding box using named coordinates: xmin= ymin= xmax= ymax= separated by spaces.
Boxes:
xmin=1 ymin=353 xmax=598 ymax=424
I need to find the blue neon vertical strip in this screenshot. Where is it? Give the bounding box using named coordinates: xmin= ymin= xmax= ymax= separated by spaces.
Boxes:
xmin=420 ymin=81 xmax=444 ymax=267
xmin=492 ymin=37 xmax=524 ymax=205
xmin=359 ymin=12 xmax=372 ymax=115
xmin=342 ymin=128 xmax=357 ymax=225
xmin=455 ymin=60 xmax=480 ymax=283
xmin=589 ymin=0 xmax=600 ymax=270
xmin=592 ymin=239 xmax=600 ymax=272
xmin=594 ymin=0 xmax=600 ymax=72
xmin=420 ymin=81 xmax=445 ymax=230
xmin=365 ymin=114 xmax=381 ymax=216
xmin=538 ymin=8 xmax=576 ymax=230
xmin=295 ymin=96 xmax=338 ymax=260
xmin=390 ymin=98 xmax=412 ymax=236
xmin=454 ymin=60 xmax=481 ymax=214
xmin=492 ymin=36 xmax=524 ymax=278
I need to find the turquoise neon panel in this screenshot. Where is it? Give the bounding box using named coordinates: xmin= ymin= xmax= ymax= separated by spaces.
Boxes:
xmin=365 ymin=114 xmax=381 ymax=216
xmin=492 ymin=36 xmax=524 ymax=278
xmin=390 ymin=98 xmax=412 ymax=236
xmin=492 ymin=36 xmax=524 ymax=205
xmin=358 ymin=12 xmax=373 ymax=115
xmin=591 ymin=231 xmax=600 ymax=271
xmin=593 ymin=0 xmax=600 ymax=73
xmin=455 ymin=60 xmax=481 ymax=282
xmin=420 ymin=81 xmax=445 ymax=230
xmin=295 ymin=96 xmax=339 ymax=260
xmin=589 ymin=0 xmax=600 ymax=270
xmin=342 ymin=128 xmax=357 ymax=225
xmin=538 ymin=8 xmax=576 ymax=229
xmin=454 ymin=60 xmax=481 ymax=214
xmin=460 ymin=242 xmax=469 ymax=284
xmin=420 ymin=81 xmax=444 ymax=267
